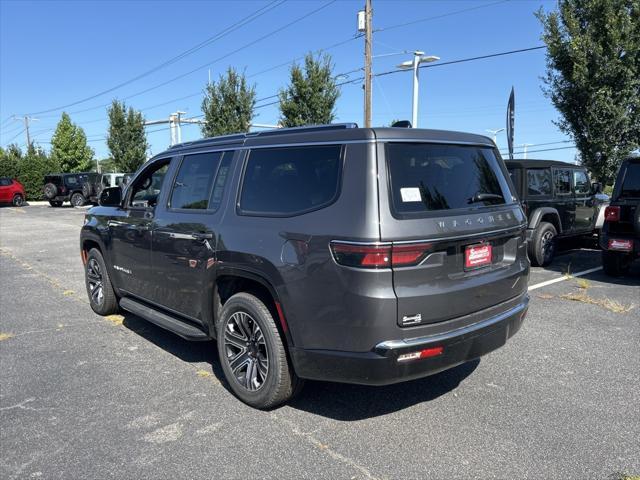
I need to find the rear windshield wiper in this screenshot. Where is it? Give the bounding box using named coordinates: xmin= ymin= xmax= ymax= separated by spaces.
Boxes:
xmin=467 ymin=192 xmax=504 ymax=204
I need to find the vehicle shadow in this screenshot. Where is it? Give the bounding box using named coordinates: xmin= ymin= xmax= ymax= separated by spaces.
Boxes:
xmin=288 ymin=360 xmax=479 ymax=421
xmin=120 ymin=311 xmax=479 ymax=420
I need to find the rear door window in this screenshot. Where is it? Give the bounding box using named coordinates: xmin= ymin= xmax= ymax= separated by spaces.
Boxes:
xmin=386 ymin=143 xmax=512 ymax=215
xmin=620 ymin=162 xmax=640 ymax=198
xmin=240 ymin=145 xmax=342 ymax=216
xmin=169 ymin=152 xmax=224 ymax=210
xmin=554 ymin=169 xmax=571 ymax=195
xmin=526 ymin=168 xmax=552 ymax=196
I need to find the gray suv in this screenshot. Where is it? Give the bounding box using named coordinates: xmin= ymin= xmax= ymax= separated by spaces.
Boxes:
xmin=80 ymin=124 xmax=530 ymax=408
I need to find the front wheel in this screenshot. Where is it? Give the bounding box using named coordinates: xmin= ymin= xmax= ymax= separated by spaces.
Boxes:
xmin=71 ymin=192 xmax=86 ymax=207
xmin=529 ymin=222 xmax=557 ymax=267
xmin=217 ymin=293 xmax=303 ymax=409
xmin=12 ymin=194 xmax=24 ymax=207
xmin=602 ymin=250 xmax=631 ymax=277
xmin=84 ymin=248 xmax=119 ymax=315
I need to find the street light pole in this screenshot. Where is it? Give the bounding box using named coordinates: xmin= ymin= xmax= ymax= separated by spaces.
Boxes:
xmin=397 ymin=51 xmax=439 ymax=128
xmin=486 ymin=128 xmax=505 ymax=144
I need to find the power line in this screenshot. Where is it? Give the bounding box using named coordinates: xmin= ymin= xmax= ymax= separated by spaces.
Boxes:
xmin=28 ymin=0 xmax=287 ymax=116
xmin=376 ymin=0 xmax=510 ymax=32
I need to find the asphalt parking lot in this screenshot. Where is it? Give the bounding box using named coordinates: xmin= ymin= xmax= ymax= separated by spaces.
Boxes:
xmin=1 ymin=205 xmax=638 ymax=480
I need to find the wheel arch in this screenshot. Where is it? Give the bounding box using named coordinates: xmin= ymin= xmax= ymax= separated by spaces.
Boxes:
xmin=529 ymin=207 xmax=562 ymax=233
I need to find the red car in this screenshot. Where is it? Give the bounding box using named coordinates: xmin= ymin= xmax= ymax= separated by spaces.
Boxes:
xmin=0 ymin=177 xmax=26 ymax=206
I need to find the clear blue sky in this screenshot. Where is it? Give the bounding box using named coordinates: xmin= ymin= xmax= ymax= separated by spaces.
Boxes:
xmin=0 ymin=0 xmax=576 ymax=163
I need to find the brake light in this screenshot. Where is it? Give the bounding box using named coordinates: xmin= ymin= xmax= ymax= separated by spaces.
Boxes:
xmin=397 ymin=346 xmax=444 ymax=362
xmin=330 ymin=242 xmax=433 ymax=268
xmin=604 ymin=206 xmax=620 ymax=222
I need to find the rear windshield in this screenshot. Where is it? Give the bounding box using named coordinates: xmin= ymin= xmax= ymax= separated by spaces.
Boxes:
xmin=619 ymin=162 xmax=640 ymax=198
xmin=386 ymin=143 xmax=513 ymax=215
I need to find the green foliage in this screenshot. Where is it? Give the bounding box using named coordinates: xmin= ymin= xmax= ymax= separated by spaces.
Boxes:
xmin=0 ymin=144 xmax=60 ymax=200
xmin=201 ymin=67 xmax=256 ymax=137
xmin=98 ymin=157 xmax=119 ymax=173
xmin=107 ymin=100 xmax=149 ymax=173
xmin=278 ymin=53 xmax=340 ymax=127
xmin=50 ymin=112 xmax=94 ymax=172
xmin=0 ymin=144 xmax=23 ymax=179
xmin=537 ymin=0 xmax=640 ymax=184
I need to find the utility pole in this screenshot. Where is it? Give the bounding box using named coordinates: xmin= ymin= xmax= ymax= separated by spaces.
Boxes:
xmin=12 ymin=115 xmax=38 ymax=148
xmin=361 ymin=0 xmax=373 ymax=128
xmin=486 ymin=128 xmax=505 ymax=144
xmin=520 ymin=143 xmax=533 ymax=159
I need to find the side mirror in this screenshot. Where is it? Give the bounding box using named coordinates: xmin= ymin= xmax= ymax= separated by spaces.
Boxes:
xmin=591 ymin=182 xmax=603 ymax=194
xmin=99 ymin=187 xmax=122 ymax=207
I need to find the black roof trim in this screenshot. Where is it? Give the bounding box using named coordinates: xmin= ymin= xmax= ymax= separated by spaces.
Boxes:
xmin=505 ymin=159 xmax=580 ymax=169
xmin=167 ymin=123 xmax=358 ymax=151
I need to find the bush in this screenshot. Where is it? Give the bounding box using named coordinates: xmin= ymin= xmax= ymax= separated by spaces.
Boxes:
xmin=0 ymin=144 xmax=60 ymax=201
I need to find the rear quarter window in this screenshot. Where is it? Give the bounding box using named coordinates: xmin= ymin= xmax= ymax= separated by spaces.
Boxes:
xmin=526 ymin=168 xmax=552 ymax=196
xmin=619 ymin=162 xmax=640 ymax=198
xmin=386 ymin=143 xmax=513 ymax=216
xmin=239 ymin=145 xmax=342 ymax=216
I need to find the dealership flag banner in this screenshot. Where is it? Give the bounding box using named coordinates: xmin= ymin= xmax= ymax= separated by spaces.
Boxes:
xmin=506 ymin=87 xmax=515 ymax=160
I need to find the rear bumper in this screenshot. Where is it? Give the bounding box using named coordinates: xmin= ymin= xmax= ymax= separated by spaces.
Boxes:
xmin=600 ymin=233 xmax=640 ymax=258
xmin=291 ymin=294 xmax=529 ymax=385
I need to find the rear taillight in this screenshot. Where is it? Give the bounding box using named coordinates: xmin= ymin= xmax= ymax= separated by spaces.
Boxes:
xmin=397 ymin=346 xmax=444 ymax=362
xmin=605 ymin=206 xmax=620 ymax=222
xmin=330 ymin=241 xmax=432 ymax=269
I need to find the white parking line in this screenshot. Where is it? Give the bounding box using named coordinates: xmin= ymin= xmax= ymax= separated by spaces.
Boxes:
xmin=528 ymin=266 xmax=603 ymax=291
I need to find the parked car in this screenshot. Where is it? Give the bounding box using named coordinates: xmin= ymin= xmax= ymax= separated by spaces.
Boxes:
xmin=600 ymin=156 xmax=640 ymax=276
xmin=101 ymin=172 xmax=131 ymax=189
xmin=506 ymin=159 xmax=608 ymax=266
xmin=0 ymin=177 xmax=25 ymax=207
xmin=43 ymin=172 xmax=102 ymax=207
xmin=81 ymin=124 xmax=530 ymax=408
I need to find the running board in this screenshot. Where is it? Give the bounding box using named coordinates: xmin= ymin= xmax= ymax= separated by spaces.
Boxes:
xmin=119 ymin=297 xmax=210 ymax=341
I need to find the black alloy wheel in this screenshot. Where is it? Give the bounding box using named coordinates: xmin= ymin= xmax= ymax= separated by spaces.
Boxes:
xmin=224 ymin=311 xmax=269 ymax=391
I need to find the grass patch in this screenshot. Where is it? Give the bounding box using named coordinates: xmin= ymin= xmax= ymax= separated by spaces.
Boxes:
xmin=560 ymin=291 xmax=635 ymax=314
xmin=104 ymin=314 xmax=124 ymax=326
xmin=576 ymin=278 xmax=590 ymax=289
xmin=610 ymin=473 xmax=640 ymax=480
xmin=196 ymin=369 xmax=212 ymax=378
xmin=0 ymin=332 xmax=15 ymax=341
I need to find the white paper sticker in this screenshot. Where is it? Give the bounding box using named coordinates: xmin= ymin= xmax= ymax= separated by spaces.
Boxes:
xmin=400 ymin=187 xmax=422 ymax=202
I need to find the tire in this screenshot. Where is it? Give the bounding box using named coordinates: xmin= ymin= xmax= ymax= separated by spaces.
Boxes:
xmin=48 ymin=200 xmax=63 ymax=207
xmin=217 ymin=293 xmax=303 ymax=409
xmin=12 ymin=194 xmax=24 ymax=207
xmin=43 ymin=182 xmax=58 ymax=199
xmin=84 ymin=248 xmax=119 ymax=315
xmin=529 ymin=221 xmax=557 ymax=267
xmin=602 ymin=250 xmax=631 ymax=277
xmin=71 ymin=192 xmax=86 ymax=207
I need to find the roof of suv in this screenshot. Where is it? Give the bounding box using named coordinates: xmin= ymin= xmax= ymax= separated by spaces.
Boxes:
xmin=163 ymin=124 xmax=495 ymax=156
xmin=505 ymin=159 xmax=580 ymax=169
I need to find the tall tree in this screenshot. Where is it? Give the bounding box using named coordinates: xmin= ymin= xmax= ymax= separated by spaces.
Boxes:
xmin=201 ymin=68 xmax=256 ymax=137
xmin=50 ymin=112 xmax=94 ymax=172
xmin=20 ymin=145 xmax=60 ymax=200
xmin=537 ymin=0 xmax=640 ymax=184
xmin=0 ymin=144 xmax=23 ymax=179
xmin=278 ymin=53 xmax=340 ymax=127
xmin=107 ymin=100 xmax=149 ymax=172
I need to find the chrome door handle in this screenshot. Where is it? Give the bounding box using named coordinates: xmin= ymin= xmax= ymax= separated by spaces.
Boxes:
xmin=191 ymin=232 xmax=213 ymax=241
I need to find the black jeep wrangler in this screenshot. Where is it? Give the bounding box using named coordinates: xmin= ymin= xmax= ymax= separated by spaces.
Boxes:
xmin=600 ymin=157 xmax=640 ymax=276
xmin=43 ymin=173 xmax=103 ymax=207
xmin=81 ymin=124 xmax=530 ymax=408
xmin=506 ymin=159 xmax=607 ymax=266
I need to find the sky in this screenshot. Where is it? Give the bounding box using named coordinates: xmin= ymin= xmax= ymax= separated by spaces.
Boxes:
xmin=0 ymin=0 xmax=577 ymax=163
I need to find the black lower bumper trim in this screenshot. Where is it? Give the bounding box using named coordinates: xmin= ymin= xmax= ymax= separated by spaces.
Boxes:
xmin=291 ymin=295 xmax=529 ymax=386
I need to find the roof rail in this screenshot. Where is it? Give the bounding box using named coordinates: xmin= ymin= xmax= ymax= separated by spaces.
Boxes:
xmin=167 ymin=123 xmax=358 ymax=150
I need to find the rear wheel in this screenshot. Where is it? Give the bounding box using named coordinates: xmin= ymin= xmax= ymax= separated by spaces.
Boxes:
xmin=217 ymin=293 xmax=303 ymax=409
xmin=71 ymin=192 xmax=86 ymax=207
xmin=529 ymin=221 xmax=557 ymax=267
xmin=602 ymin=250 xmax=631 ymax=277
xmin=48 ymin=200 xmax=63 ymax=207
xmin=12 ymin=194 xmax=24 ymax=207
xmin=85 ymin=248 xmax=119 ymax=315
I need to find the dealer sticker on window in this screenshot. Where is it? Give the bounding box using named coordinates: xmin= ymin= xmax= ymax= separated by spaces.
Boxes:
xmin=400 ymin=187 xmax=422 ymax=202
